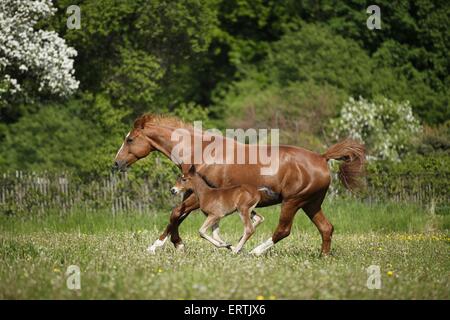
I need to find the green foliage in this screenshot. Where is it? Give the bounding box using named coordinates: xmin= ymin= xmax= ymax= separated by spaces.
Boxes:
xmin=368 ymin=153 xmax=450 ymax=177
xmin=215 ymin=79 xmax=346 ymax=149
xmin=365 ymin=154 xmax=450 ymax=212
xmin=217 ymin=22 xmax=448 ymax=126
xmin=281 ymin=0 xmax=449 ymax=123
xmin=371 ymin=40 xmax=449 ymax=124
xmin=105 ymin=49 xmax=165 ymax=114
xmin=52 ymin=0 xmax=219 ymax=119
xmin=0 ymin=104 xmax=101 ymax=174
xmin=0 ymin=96 xmax=128 ymax=177
xmin=266 ymin=24 xmax=374 ymax=97
xmin=1 ymin=0 xmax=449 ymax=186
xmin=172 ymin=102 xmax=211 ymax=125
xmin=416 ymin=122 xmax=450 ymax=155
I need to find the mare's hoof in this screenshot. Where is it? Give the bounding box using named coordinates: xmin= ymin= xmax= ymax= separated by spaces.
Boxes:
xmin=175 ymin=243 xmax=185 ymax=252
xmin=146 ymin=246 xmax=157 ymax=255
xmin=249 ymin=249 xmax=263 ymax=256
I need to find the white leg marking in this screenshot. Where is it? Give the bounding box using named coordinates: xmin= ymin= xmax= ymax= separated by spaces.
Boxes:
xmin=147 ymin=235 xmax=168 ymax=255
xmin=175 ymin=242 xmax=185 ymax=251
xmin=250 ymin=238 xmax=274 ymax=256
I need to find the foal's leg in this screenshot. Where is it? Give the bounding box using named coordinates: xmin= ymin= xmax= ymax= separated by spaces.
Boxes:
xmin=250 ymin=200 xmax=300 ymax=256
xmin=251 ymin=211 xmax=264 ymax=228
xmin=237 ymin=210 xmax=262 ymax=243
xmin=212 ymin=223 xmax=231 ymax=248
xmin=199 ymin=215 xmax=229 ymax=248
xmin=147 ymin=192 xmax=199 ymax=254
xmin=232 ymin=205 xmax=256 ymax=254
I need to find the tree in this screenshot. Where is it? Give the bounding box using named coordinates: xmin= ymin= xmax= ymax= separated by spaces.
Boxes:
xmin=0 ymin=0 xmax=79 ymax=101
xmin=52 ymin=0 xmax=219 ymax=119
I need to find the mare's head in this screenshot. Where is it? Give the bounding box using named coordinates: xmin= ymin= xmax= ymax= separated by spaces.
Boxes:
xmin=112 ymin=115 xmax=156 ymax=172
xmin=112 ymin=114 xmax=190 ymax=172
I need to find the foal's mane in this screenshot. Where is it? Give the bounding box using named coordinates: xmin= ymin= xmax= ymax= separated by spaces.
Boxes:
xmin=133 ymin=113 xmax=193 ymax=130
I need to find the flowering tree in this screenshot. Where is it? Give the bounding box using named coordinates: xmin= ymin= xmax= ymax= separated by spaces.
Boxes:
xmin=0 ymin=0 xmax=79 ymax=99
xmin=331 ymin=97 xmax=421 ymax=160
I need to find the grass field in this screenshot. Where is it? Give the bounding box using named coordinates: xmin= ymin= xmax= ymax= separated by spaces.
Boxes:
xmin=1 ymin=199 xmax=449 ymax=299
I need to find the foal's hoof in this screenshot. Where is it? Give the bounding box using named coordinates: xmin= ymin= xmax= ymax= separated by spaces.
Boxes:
xmin=230 ymin=246 xmax=240 ymax=254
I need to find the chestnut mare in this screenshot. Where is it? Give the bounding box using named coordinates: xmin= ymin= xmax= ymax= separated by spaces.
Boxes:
xmin=113 ymin=114 xmax=365 ymax=255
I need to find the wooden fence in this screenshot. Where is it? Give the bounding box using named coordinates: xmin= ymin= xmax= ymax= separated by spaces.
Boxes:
xmin=0 ymin=171 xmax=175 ymax=215
xmin=0 ymin=171 xmax=448 ymax=215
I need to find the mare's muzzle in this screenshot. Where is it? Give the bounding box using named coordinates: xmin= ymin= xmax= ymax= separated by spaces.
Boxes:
xmin=112 ymin=160 xmax=127 ymax=172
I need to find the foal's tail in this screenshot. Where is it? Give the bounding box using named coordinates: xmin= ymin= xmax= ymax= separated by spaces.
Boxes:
xmin=322 ymin=139 xmax=366 ymax=191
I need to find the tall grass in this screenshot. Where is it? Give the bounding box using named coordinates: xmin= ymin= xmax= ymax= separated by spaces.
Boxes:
xmin=1 ymin=198 xmax=446 ymax=235
xmin=0 ymin=198 xmax=449 ymax=299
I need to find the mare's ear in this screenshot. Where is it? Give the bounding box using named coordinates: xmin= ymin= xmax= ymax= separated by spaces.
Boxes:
xmin=188 ymin=165 xmax=196 ymax=174
xmin=133 ymin=116 xmax=146 ymax=129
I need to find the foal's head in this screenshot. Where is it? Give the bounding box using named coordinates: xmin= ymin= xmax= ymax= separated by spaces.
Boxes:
xmin=170 ymin=166 xmax=197 ymax=195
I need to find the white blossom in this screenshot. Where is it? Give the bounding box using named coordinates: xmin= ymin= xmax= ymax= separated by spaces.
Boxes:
xmin=0 ymin=0 xmax=79 ymax=98
xmin=330 ymin=97 xmax=422 ymax=161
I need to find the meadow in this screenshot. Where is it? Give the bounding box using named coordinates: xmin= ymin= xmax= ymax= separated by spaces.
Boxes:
xmin=0 ymin=199 xmax=449 ymax=299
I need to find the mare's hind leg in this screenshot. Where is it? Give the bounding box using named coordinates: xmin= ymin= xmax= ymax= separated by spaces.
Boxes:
xmin=250 ymin=199 xmax=301 ymax=256
xmin=303 ymin=193 xmax=334 ymax=255
xmin=199 ymin=215 xmax=229 ymax=248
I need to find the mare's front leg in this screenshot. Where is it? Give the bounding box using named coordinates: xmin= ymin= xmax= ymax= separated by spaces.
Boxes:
xmin=147 ymin=192 xmax=199 ymax=254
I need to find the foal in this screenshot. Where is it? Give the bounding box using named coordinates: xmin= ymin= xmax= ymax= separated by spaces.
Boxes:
xmin=171 ymin=166 xmax=264 ymax=253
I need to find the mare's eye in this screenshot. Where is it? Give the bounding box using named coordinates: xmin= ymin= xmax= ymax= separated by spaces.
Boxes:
xmin=181 ymin=178 xmax=187 ymax=182
xmin=126 ymin=138 xmax=133 ymax=143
